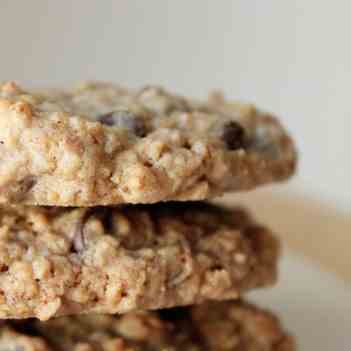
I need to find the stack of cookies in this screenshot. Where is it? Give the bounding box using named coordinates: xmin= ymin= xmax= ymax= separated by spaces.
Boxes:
xmin=0 ymin=81 xmax=297 ymax=350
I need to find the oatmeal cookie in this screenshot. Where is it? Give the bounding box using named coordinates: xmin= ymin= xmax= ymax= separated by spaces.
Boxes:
xmin=0 ymin=81 xmax=296 ymax=206
xmin=0 ymin=202 xmax=278 ymax=320
xmin=2 ymin=300 xmax=295 ymax=350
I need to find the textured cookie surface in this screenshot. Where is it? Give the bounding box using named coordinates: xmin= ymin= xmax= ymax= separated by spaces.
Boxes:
xmin=0 ymin=202 xmax=278 ymax=320
xmin=1 ymin=300 xmax=295 ymax=351
xmin=0 ymin=81 xmax=297 ymax=206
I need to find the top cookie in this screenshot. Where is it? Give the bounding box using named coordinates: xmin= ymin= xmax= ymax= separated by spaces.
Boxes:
xmin=0 ymin=81 xmax=297 ymax=206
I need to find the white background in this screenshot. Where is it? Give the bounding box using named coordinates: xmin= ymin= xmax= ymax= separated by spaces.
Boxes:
xmin=0 ymin=2 xmax=350 ymax=349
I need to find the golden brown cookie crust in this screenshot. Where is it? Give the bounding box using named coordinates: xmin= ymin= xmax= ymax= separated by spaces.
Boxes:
xmin=0 ymin=81 xmax=297 ymax=206
xmin=2 ymin=300 xmax=295 ymax=350
xmin=0 ymin=202 xmax=278 ymax=320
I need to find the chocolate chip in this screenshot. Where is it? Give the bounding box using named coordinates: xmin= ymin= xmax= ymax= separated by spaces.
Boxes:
xmin=71 ymin=208 xmax=115 ymax=253
xmin=72 ymin=221 xmax=85 ymax=253
xmin=71 ymin=210 xmax=92 ymax=253
xmin=98 ymin=110 xmax=147 ymax=137
xmin=8 ymin=176 xmax=37 ymax=202
xmin=222 ymin=121 xmax=246 ymax=150
xmin=19 ymin=176 xmax=36 ymax=193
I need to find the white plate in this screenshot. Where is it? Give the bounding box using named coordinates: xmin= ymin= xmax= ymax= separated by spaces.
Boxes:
xmin=249 ymin=251 xmax=351 ymax=350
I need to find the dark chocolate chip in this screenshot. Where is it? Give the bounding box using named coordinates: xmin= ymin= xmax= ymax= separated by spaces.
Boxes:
xmin=71 ymin=208 xmax=116 ymax=253
xmin=222 ymin=121 xmax=246 ymax=150
xmin=70 ymin=209 xmax=93 ymax=253
xmin=9 ymin=176 xmax=37 ymax=201
xmin=72 ymin=220 xmax=85 ymax=253
xmin=98 ymin=110 xmax=147 ymax=137
xmin=19 ymin=176 xmax=36 ymax=193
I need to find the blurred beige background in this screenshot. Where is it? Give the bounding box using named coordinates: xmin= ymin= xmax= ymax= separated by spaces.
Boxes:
xmin=0 ymin=1 xmax=350 ymax=279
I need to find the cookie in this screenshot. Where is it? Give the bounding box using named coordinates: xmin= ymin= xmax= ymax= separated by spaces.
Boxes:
xmin=2 ymin=300 xmax=295 ymax=350
xmin=0 ymin=81 xmax=297 ymax=206
xmin=0 ymin=202 xmax=278 ymax=320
